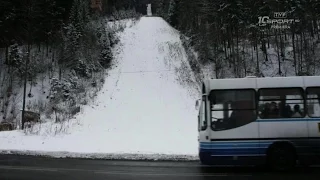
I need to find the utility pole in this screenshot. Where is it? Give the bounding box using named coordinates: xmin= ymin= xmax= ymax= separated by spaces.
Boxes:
xmin=21 ymin=0 xmax=31 ymax=130
xmin=21 ymin=47 xmax=30 ymax=130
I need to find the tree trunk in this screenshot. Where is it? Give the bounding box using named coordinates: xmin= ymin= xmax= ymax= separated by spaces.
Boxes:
xmin=46 ymin=38 xmax=49 ymax=57
xmin=5 ymin=46 xmax=9 ymax=65
xmin=255 ymin=31 xmax=259 ymax=76
xmin=300 ymin=32 xmax=303 ymax=73
xmin=292 ymin=28 xmax=297 ymax=75
xmin=22 ymin=43 xmax=30 ymax=130
xmin=267 ymin=28 xmax=270 ymax=48
xmin=243 ymin=43 xmax=247 ymax=76
xmin=236 ymin=25 xmax=240 ymax=77
xmin=22 ymin=0 xmax=32 ymax=130
xmin=274 ymin=30 xmax=282 ymax=75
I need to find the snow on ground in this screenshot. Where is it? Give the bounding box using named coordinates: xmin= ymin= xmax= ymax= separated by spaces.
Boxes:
xmin=0 ymin=17 xmax=200 ymax=160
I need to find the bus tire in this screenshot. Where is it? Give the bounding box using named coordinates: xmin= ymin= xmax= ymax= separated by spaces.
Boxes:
xmin=199 ymin=152 xmax=211 ymax=165
xmin=199 ymin=157 xmax=209 ymax=165
xmin=267 ymin=143 xmax=296 ymax=171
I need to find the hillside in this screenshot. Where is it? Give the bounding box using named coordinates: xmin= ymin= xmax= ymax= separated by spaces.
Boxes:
xmin=0 ymin=17 xmax=200 ymax=158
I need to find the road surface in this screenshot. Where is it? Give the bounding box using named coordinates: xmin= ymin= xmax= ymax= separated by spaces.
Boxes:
xmin=0 ymin=155 xmax=319 ymax=180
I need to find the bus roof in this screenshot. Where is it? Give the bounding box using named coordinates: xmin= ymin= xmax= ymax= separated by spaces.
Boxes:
xmin=202 ymin=76 xmax=320 ymax=94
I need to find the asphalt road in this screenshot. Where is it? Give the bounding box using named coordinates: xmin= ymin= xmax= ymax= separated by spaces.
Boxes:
xmin=0 ymin=155 xmax=319 ymax=180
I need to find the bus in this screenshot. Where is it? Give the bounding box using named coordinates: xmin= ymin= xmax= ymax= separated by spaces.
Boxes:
xmin=195 ymin=76 xmax=320 ymax=171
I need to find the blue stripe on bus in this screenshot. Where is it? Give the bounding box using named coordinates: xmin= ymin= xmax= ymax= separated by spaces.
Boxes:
xmin=199 ymin=148 xmax=317 ymax=156
xmin=200 ymin=139 xmax=320 ymax=146
xmin=200 ymin=144 xmax=271 ymax=149
xmin=201 ymin=139 xmax=320 ymax=143
xmin=200 ymin=143 xmax=271 ymax=150
xmin=199 ymin=139 xmax=320 ymax=156
xmin=257 ymin=118 xmax=320 ymax=122
xmin=199 ymin=145 xmax=312 ymax=150
xmin=199 ymin=148 xmax=265 ymax=155
xmin=200 ymin=141 xmax=273 ymax=144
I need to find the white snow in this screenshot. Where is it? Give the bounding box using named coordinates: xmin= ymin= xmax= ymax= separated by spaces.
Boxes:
xmin=0 ymin=17 xmax=200 ymax=160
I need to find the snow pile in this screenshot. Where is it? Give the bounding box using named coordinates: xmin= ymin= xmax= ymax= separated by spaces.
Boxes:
xmin=0 ymin=150 xmax=198 ymax=161
xmin=0 ymin=17 xmax=200 ymax=159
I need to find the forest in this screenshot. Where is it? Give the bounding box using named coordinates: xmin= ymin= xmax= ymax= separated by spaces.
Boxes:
xmin=108 ymin=0 xmax=320 ymax=79
xmin=161 ymin=0 xmax=320 ymax=80
xmin=1 ymin=0 xmax=320 ymax=130
xmin=0 ymin=0 xmax=141 ymax=129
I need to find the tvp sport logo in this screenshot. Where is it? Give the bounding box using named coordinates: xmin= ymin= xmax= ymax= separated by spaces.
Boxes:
xmin=258 ymin=12 xmax=300 ymax=29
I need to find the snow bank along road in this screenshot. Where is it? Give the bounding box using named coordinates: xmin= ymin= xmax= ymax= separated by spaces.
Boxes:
xmin=0 ymin=155 xmax=319 ymax=180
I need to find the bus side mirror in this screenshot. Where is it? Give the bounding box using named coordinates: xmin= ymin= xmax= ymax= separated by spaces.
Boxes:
xmin=195 ymin=99 xmax=200 ymax=110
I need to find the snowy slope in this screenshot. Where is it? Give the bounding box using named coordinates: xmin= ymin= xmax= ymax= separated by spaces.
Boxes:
xmin=0 ymin=17 xmax=200 ymax=158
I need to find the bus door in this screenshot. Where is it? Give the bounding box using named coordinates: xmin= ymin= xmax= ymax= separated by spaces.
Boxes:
xmin=197 ymin=95 xmax=211 ymax=158
xmin=198 ymin=95 xmax=210 ymax=142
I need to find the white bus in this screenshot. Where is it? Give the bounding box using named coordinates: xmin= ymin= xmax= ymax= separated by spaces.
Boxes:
xmin=196 ymin=76 xmax=320 ymax=170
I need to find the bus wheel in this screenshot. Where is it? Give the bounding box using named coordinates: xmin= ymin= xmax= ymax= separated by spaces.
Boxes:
xmin=199 ymin=152 xmax=211 ymax=165
xmin=267 ymin=144 xmax=296 ymax=171
xmin=199 ymin=157 xmax=210 ymax=165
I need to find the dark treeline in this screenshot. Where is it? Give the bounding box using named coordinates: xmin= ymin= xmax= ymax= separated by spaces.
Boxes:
xmin=0 ymin=0 xmax=154 ymax=48
xmin=165 ymin=0 xmax=320 ymax=78
xmin=0 ymin=0 xmax=73 ymax=48
xmin=113 ymin=0 xmax=320 ymax=78
xmin=0 ymin=0 xmax=119 ymax=127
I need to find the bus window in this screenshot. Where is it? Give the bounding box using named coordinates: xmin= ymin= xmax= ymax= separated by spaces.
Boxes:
xmin=306 ymin=87 xmax=320 ymax=117
xmin=258 ymin=88 xmax=305 ymax=119
xmin=209 ymin=89 xmax=256 ymax=131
